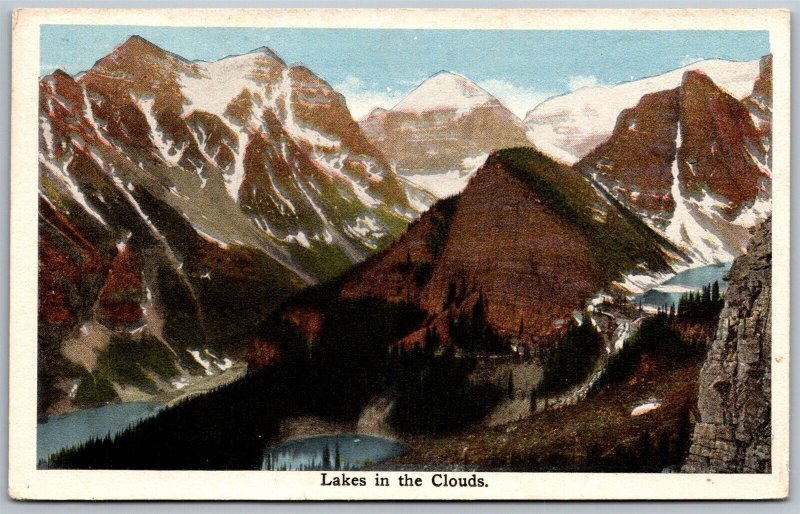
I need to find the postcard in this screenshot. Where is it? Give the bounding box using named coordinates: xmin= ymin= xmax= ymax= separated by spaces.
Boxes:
xmin=9 ymin=8 xmax=790 ymax=500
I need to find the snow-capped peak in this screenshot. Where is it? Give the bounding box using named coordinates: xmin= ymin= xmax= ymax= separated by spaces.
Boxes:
xmin=392 ymin=71 xmax=498 ymax=115
xmin=179 ymin=48 xmax=285 ymax=119
xmin=525 ymin=58 xmax=762 ymax=165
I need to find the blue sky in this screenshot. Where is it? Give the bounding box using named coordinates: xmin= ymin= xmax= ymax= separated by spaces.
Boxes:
xmin=40 ymin=25 xmax=769 ymax=118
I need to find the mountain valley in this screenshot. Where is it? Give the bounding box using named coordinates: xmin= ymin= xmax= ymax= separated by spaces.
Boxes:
xmin=36 ymin=35 xmax=774 ymax=475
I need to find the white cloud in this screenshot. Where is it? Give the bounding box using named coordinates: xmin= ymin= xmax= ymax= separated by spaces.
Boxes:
xmin=40 ymin=64 xmax=64 ymax=76
xmin=567 ymin=74 xmax=600 ymax=91
xmin=476 ymin=79 xmax=554 ymax=119
xmin=333 ymin=75 xmax=406 ymax=120
xmin=680 ymin=55 xmax=705 ymax=67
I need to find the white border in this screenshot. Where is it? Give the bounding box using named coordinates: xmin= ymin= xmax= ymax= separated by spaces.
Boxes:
xmin=9 ymin=8 xmax=790 ymax=500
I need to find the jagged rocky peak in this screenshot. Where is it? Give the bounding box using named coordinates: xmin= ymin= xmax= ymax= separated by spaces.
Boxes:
xmin=92 ymin=35 xmax=189 ymax=74
xmin=683 ymin=216 xmax=772 ymax=473
xmin=678 ymin=69 xmax=767 ymax=210
xmin=110 ymin=34 xmax=168 ymax=57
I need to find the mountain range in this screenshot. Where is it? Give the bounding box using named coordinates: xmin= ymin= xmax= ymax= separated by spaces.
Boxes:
xmin=37 ymin=35 xmax=772 ymax=416
xmin=38 ymin=36 xmax=412 ymax=414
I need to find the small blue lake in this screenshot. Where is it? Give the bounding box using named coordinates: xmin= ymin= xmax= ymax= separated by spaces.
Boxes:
xmin=262 ymin=434 xmax=408 ymax=471
xmin=635 ymin=262 xmax=732 ymax=309
xmin=37 ymin=402 xmax=163 ymax=464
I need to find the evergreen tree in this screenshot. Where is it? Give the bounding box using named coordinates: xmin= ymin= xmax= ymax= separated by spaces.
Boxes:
xmin=322 ymin=444 xmax=331 ymax=470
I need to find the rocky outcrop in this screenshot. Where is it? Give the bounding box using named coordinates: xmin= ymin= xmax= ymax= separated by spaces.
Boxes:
xmin=683 ymin=217 xmax=771 ymax=473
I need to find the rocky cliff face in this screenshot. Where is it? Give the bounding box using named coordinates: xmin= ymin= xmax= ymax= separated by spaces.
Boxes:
xmin=683 ymin=216 xmax=771 ymax=473
xmin=576 ymin=59 xmax=772 ymax=265
xmin=525 ymin=58 xmax=762 ymax=165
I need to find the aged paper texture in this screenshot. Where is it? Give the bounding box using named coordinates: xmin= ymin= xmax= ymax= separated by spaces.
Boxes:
xmin=9 ymin=8 xmax=790 ymax=500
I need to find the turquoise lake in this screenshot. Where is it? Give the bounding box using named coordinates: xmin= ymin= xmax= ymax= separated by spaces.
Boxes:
xmin=262 ymin=434 xmax=408 ymax=471
xmin=37 ymin=401 xmax=163 ymax=464
xmin=635 ymin=262 xmax=732 ymax=309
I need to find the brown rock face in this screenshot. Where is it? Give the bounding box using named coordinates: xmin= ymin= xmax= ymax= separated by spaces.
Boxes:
xmin=678 ymin=70 xmax=765 ymax=210
xmin=683 ymin=217 xmax=771 ymax=473
xmin=580 ymin=88 xmax=680 ymax=205
xmin=420 ymin=162 xmax=600 ymax=340
xmin=97 ymin=245 xmax=144 ymax=326
xmin=38 ymin=197 xmax=110 ymax=327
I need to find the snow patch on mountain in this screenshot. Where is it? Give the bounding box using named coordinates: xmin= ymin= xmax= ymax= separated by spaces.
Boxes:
xmin=396 ymin=151 xmax=489 ymax=203
xmin=269 ymin=68 xmax=342 ymax=150
xmin=284 ymin=231 xmax=312 ymax=248
xmin=393 ymin=71 xmax=497 ymax=116
xmin=195 ymin=227 xmax=230 ymax=249
xmin=187 ymin=349 xmax=214 ymax=376
xmin=179 ymin=53 xmax=268 ymax=118
xmin=81 ymin=87 xmax=112 ymax=147
xmin=132 ymin=94 xmax=187 ymax=167
xmin=40 ymin=116 xmax=56 ymax=154
xmin=664 ymin=124 xmax=737 ymax=263
xmin=401 ymin=169 xmax=475 ymax=200
xmin=461 ymin=152 xmax=490 ymax=171
xmin=39 ymin=154 xmax=108 ymax=227
xmin=733 ymin=191 xmax=772 ymax=228
xmin=344 ymin=215 xmax=387 ymax=249
xmin=613 ymin=269 xmax=675 ymax=295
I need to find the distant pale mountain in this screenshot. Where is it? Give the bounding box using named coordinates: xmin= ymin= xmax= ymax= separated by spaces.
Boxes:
xmin=38 ymin=36 xmax=412 ymax=415
xmin=525 ymin=59 xmax=762 ymax=165
xmin=359 ymin=71 xmax=532 ymax=209
xmin=575 ymin=56 xmax=772 ymax=264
